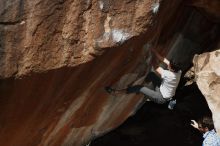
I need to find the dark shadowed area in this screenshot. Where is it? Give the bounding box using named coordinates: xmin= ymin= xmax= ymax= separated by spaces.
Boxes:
xmin=90 ymin=83 xmax=211 ymax=146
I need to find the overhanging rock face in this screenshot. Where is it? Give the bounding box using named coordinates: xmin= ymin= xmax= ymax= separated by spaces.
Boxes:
xmin=0 ymin=0 xmax=159 ymax=78
xmin=0 ymin=0 xmax=220 ymax=146
xmin=0 ymin=0 xmax=182 ymax=146
xmin=194 ymin=48 xmax=220 ymax=135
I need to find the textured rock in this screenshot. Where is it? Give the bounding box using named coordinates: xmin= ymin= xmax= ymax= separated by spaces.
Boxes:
xmin=0 ymin=0 xmax=157 ymax=78
xmin=0 ymin=0 xmax=220 ymax=146
xmin=0 ymin=1 xmax=182 ymax=146
xmin=194 ymin=49 xmax=220 ymax=135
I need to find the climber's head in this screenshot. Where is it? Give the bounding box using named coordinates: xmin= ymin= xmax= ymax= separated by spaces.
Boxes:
xmin=168 ymin=60 xmax=181 ymax=73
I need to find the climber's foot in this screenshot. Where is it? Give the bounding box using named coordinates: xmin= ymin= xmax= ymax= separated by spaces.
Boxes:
xmin=105 ymin=86 xmax=116 ymax=94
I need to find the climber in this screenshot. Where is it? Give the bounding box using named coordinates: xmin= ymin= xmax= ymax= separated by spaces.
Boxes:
xmin=125 ymin=48 xmax=182 ymax=104
xmin=191 ymin=116 xmax=220 ymax=146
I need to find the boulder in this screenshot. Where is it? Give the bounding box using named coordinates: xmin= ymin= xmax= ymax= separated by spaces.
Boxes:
xmin=194 ymin=49 xmax=220 ymax=135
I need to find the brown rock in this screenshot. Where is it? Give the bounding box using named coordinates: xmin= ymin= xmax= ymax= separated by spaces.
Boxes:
xmin=0 ymin=0 xmax=220 ymax=146
xmin=0 ymin=0 xmax=158 ymax=78
xmin=0 ymin=1 xmax=177 ymax=145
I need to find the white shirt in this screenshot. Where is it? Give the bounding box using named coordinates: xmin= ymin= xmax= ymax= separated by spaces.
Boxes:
xmin=160 ymin=69 xmax=182 ymax=99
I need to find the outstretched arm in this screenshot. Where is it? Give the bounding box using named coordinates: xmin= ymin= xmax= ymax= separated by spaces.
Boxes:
xmin=151 ymin=48 xmax=170 ymax=66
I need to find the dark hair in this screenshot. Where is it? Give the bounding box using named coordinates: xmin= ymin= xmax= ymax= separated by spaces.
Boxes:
xmin=198 ymin=116 xmax=215 ymax=130
xmin=169 ymin=60 xmax=181 ymax=72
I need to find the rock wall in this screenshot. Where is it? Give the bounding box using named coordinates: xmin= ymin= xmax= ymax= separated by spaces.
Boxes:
xmin=194 ymin=48 xmax=220 ymax=135
xmin=0 ymin=0 xmax=220 ymax=146
xmin=0 ymin=0 xmax=183 ymax=146
xmin=0 ymin=0 xmax=160 ymax=78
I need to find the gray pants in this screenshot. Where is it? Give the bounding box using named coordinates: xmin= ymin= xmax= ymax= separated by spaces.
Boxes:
xmin=140 ymin=86 xmax=168 ymax=104
xmin=141 ymin=72 xmax=170 ymax=104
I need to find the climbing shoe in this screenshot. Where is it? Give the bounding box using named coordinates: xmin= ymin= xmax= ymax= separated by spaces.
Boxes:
xmin=105 ymin=86 xmax=116 ymax=94
xmin=126 ymin=85 xmax=143 ymax=94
